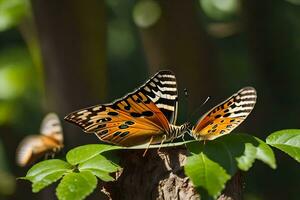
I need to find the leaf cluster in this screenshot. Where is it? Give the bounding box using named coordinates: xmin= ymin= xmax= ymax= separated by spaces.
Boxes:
xmin=21 ymin=130 xmax=300 ymax=200
xmin=21 ymin=144 xmax=121 ymax=200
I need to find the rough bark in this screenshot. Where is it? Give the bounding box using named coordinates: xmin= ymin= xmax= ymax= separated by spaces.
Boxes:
xmin=104 ymin=148 xmax=243 ymax=200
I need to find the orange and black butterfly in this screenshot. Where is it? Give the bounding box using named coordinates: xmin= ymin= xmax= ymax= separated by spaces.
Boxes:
xmin=65 ymin=70 xmax=190 ymax=147
xmin=190 ymin=87 xmax=257 ymax=140
xmin=16 ymin=113 xmax=64 ymax=167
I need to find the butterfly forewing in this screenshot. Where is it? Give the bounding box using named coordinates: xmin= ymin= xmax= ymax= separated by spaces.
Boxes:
xmin=139 ymin=70 xmax=178 ymax=124
xmin=192 ymin=87 xmax=257 ymax=140
xmin=64 ymin=71 xmax=178 ymax=146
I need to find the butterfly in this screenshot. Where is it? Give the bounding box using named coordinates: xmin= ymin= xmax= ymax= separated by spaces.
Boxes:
xmin=190 ymin=87 xmax=257 ymax=140
xmin=64 ymin=70 xmax=190 ymax=147
xmin=16 ymin=113 xmax=64 ymax=167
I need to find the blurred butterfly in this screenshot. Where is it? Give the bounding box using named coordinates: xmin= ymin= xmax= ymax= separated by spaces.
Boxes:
xmin=16 ymin=113 xmax=64 ymax=167
xmin=65 ymin=70 xmax=190 ymax=147
xmin=190 ymin=87 xmax=257 ymax=140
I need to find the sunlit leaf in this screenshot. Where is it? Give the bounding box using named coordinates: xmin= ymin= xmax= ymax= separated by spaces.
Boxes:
xmin=235 ymin=143 xmax=257 ymax=171
xmin=185 ymin=134 xmax=276 ymax=198
xmin=56 ymin=171 xmax=97 ymax=200
xmin=78 ymin=154 xmax=120 ymax=182
xmin=187 ymin=134 xmax=275 ymax=174
xmin=255 ymin=137 xmax=276 ymax=169
xmin=266 ymin=129 xmax=300 ymax=163
xmin=66 ymin=144 xmax=122 ymax=165
xmin=185 ymin=152 xmax=231 ymax=198
xmin=23 ymin=159 xmax=72 ymax=193
xmin=0 ymin=0 xmax=29 ymax=31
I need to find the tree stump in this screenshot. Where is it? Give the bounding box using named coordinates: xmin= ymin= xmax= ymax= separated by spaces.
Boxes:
xmin=103 ymin=147 xmax=243 ymax=200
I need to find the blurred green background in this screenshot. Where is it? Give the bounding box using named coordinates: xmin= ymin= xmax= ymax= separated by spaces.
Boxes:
xmin=0 ymin=0 xmax=299 ymax=199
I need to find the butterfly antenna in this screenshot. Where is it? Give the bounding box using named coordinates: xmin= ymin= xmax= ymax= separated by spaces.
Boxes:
xmin=187 ymin=96 xmax=210 ymax=122
xmin=182 ymin=88 xmax=190 ymax=122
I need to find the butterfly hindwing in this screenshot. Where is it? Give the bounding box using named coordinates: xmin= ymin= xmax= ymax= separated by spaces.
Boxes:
xmin=65 ymin=77 xmax=174 ymax=146
xmin=192 ymin=87 xmax=257 ymax=140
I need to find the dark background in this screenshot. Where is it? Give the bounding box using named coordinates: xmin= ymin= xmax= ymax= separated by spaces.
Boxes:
xmin=0 ymin=0 xmax=299 ymax=199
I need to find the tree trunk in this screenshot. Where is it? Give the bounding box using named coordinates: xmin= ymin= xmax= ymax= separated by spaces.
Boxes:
xmin=137 ymin=0 xmax=219 ymax=112
xmin=103 ymin=148 xmax=243 ymax=200
xmin=30 ymin=1 xmax=107 ymax=199
xmin=31 ymin=0 xmax=107 ymax=147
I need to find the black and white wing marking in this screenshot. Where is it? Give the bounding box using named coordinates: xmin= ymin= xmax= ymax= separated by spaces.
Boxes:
xmin=139 ymin=70 xmax=178 ymax=124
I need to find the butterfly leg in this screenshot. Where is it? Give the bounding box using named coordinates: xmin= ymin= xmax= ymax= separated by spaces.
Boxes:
xmin=143 ymin=136 xmax=154 ymax=157
xmin=181 ymin=134 xmax=189 ymax=148
xmin=157 ymin=135 xmax=167 ymax=154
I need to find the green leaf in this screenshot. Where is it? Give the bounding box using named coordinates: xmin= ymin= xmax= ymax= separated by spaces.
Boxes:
xmin=187 ymin=134 xmax=276 ymax=174
xmin=266 ymin=129 xmax=300 ymax=163
xmin=235 ymin=143 xmax=257 ymax=171
xmin=255 ymin=137 xmax=277 ymax=169
xmin=78 ymin=154 xmax=120 ymax=182
xmin=0 ymin=0 xmax=29 ymax=31
xmin=185 ymin=134 xmax=276 ymax=198
xmin=23 ymin=159 xmax=72 ymax=193
xmin=56 ymin=171 xmax=97 ymax=200
xmin=66 ymin=144 xmax=122 ymax=165
xmin=185 ymin=152 xmax=231 ymax=198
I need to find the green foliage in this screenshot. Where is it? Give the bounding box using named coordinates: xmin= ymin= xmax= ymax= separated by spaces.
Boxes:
xmin=22 ymin=159 xmax=72 ymax=193
xmin=133 ymin=0 xmax=161 ymax=28
xmin=22 ymin=144 xmax=121 ymax=200
xmin=78 ymin=154 xmax=120 ymax=182
xmin=56 ymin=171 xmax=97 ymax=200
xmin=22 ymin=132 xmax=300 ymax=200
xmin=0 ymin=140 xmax=16 ymax=196
xmin=185 ymin=152 xmax=230 ymax=198
xmin=266 ymin=129 xmax=300 ymax=163
xmin=185 ymin=134 xmax=276 ymax=198
xmin=199 ymin=0 xmax=238 ymax=21
xmin=0 ymin=47 xmax=37 ymax=125
xmin=0 ymin=0 xmax=29 ymax=31
xmin=66 ymin=144 xmax=122 ymax=165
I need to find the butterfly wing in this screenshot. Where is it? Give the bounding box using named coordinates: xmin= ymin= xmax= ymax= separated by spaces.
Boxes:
xmin=16 ymin=113 xmax=64 ymax=167
xmin=138 ymin=70 xmax=178 ymax=124
xmin=65 ymin=89 xmax=172 ymax=146
xmin=192 ymin=87 xmax=257 ymax=140
xmin=16 ymin=135 xmax=62 ymax=167
xmin=40 ymin=113 xmax=63 ymax=144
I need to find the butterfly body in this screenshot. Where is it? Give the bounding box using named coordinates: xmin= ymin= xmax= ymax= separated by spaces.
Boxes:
xmin=16 ymin=113 xmax=63 ymax=167
xmin=191 ymin=87 xmax=257 ymax=140
xmin=65 ymin=70 xmax=190 ymax=146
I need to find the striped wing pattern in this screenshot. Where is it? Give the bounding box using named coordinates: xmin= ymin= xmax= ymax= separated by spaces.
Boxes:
xmin=192 ymin=87 xmax=257 ymax=140
xmin=139 ymin=70 xmax=178 ymax=124
xmin=64 ymin=70 xmax=179 ymax=146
